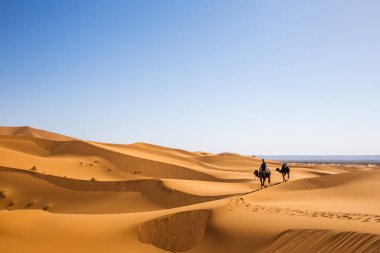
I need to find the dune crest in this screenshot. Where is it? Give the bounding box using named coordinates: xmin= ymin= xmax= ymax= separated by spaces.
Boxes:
xmin=0 ymin=166 xmax=232 ymax=212
xmin=0 ymin=126 xmax=379 ymax=253
xmin=0 ymin=126 xmax=76 ymax=141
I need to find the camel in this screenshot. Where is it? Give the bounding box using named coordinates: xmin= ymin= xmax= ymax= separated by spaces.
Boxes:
xmin=276 ymin=163 xmax=290 ymax=182
xmin=254 ymin=169 xmax=271 ymax=189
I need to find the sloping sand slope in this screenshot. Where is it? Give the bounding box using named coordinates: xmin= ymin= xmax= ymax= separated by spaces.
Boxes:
xmin=260 ymin=229 xmax=380 ymax=253
xmin=139 ymin=209 xmax=212 ymax=252
xmin=0 ymin=126 xmax=379 ymax=253
xmin=0 ymin=126 xmax=76 ymax=141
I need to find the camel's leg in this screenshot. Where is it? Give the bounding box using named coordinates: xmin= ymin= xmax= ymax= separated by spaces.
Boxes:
xmin=268 ymin=176 xmax=271 ymax=186
xmin=287 ymin=171 xmax=290 ymax=181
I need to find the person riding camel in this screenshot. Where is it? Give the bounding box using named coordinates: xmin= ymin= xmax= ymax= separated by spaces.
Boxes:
xmin=253 ymin=159 xmax=272 ymax=189
xmin=260 ymin=159 xmax=269 ymax=176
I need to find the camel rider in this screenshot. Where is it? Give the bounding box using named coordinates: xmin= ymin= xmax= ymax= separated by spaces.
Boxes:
xmin=261 ymin=159 xmax=269 ymax=176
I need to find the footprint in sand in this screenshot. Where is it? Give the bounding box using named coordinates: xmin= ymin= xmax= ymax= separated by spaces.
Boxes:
xmin=24 ymin=201 xmax=34 ymax=208
xmin=43 ymin=204 xmax=51 ymax=211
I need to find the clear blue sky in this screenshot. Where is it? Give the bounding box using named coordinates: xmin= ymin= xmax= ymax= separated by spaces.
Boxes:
xmin=1 ymin=0 xmax=379 ymax=155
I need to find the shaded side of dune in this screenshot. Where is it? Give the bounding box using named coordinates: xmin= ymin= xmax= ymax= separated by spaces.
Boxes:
xmin=139 ymin=209 xmax=212 ymax=252
xmin=261 ymin=229 xmax=380 ymax=253
xmin=0 ymin=167 xmax=231 ymax=209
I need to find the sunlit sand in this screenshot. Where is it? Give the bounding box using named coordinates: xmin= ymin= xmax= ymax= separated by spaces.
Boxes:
xmin=0 ymin=126 xmax=379 ymax=252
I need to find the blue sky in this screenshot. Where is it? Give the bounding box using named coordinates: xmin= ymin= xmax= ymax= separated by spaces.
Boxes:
xmin=1 ymin=0 xmax=379 ymax=155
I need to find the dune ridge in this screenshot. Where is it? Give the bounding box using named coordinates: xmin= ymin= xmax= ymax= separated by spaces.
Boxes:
xmin=1 ymin=135 xmax=249 ymax=181
xmin=0 ymin=126 xmax=76 ymax=141
xmin=0 ymin=166 xmax=232 ymax=211
xmin=0 ymin=126 xmax=379 ymax=253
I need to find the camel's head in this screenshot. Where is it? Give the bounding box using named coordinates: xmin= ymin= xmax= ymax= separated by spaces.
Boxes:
xmin=276 ymin=168 xmax=280 ymax=172
xmin=253 ymin=170 xmax=259 ymax=177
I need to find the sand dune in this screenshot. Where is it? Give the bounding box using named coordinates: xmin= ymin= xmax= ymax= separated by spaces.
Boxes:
xmin=0 ymin=126 xmax=379 ymax=253
xmin=260 ymin=229 xmax=380 ymax=253
xmin=0 ymin=168 xmax=162 ymax=213
xmin=0 ymin=126 xmax=76 ymax=141
xmin=0 ymin=166 xmax=232 ymax=211
xmin=139 ymin=209 xmax=212 ymax=252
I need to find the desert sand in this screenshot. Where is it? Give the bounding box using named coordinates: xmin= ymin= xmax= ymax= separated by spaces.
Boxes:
xmin=0 ymin=126 xmax=379 ymax=253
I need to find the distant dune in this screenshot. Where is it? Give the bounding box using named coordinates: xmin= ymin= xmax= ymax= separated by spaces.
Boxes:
xmin=0 ymin=126 xmax=76 ymax=141
xmin=0 ymin=126 xmax=379 ymax=253
xmin=262 ymin=155 xmax=380 ymax=164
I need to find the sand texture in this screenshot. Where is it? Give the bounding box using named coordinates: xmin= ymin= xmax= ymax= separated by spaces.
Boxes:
xmin=0 ymin=126 xmax=379 ymax=253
